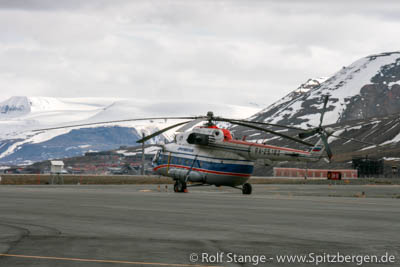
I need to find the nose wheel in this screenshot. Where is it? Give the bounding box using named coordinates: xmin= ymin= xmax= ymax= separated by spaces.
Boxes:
xmin=174 ymin=180 xmax=187 ymax=193
xmin=242 ymin=183 xmax=252 ymax=195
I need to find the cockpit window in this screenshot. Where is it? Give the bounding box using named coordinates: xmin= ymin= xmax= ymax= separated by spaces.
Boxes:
xmin=153 ymin=150 xmax=162 ymax=164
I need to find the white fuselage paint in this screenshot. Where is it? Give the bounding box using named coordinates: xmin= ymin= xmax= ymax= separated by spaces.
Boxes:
xmin=152 ymin=126 xmax=324 ymax=187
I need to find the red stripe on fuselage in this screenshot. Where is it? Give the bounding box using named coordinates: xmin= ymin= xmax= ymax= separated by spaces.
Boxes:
xmin=225 ymin=139 xmax=311 ymax=154
xmin=154 ymin=164 xmax=251 ymax=178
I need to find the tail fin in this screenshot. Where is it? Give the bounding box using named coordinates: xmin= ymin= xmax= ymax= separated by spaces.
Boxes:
xmin=309 ymin=138 xmax=326 ymax=158
xmin=309 ymin=129 xmax=334 ymax=161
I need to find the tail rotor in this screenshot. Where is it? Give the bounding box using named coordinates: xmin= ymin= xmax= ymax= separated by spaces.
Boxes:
xmin=298 ymin=95 xmax=334 ymax=160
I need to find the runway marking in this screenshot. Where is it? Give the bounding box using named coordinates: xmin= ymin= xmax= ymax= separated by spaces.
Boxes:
xmin=198 ymin=192 xmax=392 ymax=206
xmin=0 ymin=254 xmax=220 ymax=267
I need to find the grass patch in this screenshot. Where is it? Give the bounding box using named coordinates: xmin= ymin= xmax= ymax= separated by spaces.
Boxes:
xmin=249 ymin=178 xmax=400 ymax=185
xmin=1 ymin=175 xmax=400 ymax=185
xmin=0 ymin=174 xmax=173 ymax=185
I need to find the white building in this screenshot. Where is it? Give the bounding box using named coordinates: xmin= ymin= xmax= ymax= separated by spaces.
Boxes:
xmin=50 ymin=161 xmax=64 ymax=174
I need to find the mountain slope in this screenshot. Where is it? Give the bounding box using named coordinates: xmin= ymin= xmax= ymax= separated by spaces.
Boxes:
xmin=0 ymin=96 xmax=259 ymax=165
xmin=249 ymin=52 xmax=400 ymax=128
xmin=231 ymin=51 xmax=400 ymax=159
xmin=0 ymin=127 xmax=143 ymax=164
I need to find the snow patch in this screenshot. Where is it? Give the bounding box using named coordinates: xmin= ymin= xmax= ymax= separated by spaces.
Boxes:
xmin=388 ymin=80 xmax=400 ymax=88
xmin=380 ymin=131 xmax=400 ymax=145
xmin=384 ymin=157 xmax=400 ymax=161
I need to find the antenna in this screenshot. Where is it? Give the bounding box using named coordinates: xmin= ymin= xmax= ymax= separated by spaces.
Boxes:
xmin=141 ymin=132 xmax=145 ymax=175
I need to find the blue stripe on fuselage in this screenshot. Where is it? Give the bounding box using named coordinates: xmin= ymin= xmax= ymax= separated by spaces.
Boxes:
xmin=155 ymin=153 xmax=254 ymax=175
xmin=166 ymin=150 xmax=252 ymax=162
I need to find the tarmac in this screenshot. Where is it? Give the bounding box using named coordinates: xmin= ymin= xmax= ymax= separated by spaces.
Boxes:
xmin=0 ymin=184 xmax=399 ymax=266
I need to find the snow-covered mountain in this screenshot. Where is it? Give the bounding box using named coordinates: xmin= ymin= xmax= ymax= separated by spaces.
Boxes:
xmin=231 ymin=51 xmax=400 ymax=159
xmin=0 ymin=97 xmax=259 ymax=165
xmin=248 ymin=52 xmax=400 ymax=128
xmin=0 ymin=96 xmax=32 ymax=117
xmin=294 ymin=77 xmax=328 ymax=94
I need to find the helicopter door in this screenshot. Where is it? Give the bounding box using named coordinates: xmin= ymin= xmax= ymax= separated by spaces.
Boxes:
xmin=153 ymin=150 xmax=162 ymax=165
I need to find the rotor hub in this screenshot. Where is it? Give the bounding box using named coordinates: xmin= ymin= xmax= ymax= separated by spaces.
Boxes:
xmin=206 ymin=111 xmax=215 ymax=126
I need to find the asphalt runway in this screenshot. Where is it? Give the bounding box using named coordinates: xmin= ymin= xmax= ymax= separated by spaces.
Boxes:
xmin=0 ymin=184 xmax=399 ymax=267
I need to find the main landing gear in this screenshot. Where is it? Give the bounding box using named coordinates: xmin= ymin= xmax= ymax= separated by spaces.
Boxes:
xmin=242 ymin=183 xmax=252 ymax=195
xmin=174 ymin=180 xmax=187 ymax=193
xmin=173 ymin=180 xmax=252 ymax=195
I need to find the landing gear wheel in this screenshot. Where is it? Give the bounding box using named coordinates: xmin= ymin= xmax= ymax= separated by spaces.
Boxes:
xmin=242 ymin=183 xmax=252 ymax=195
xmin=174 ymin=181 xmax=187 ymax=193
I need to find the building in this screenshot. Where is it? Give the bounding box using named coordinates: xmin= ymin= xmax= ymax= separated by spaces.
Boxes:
xmin=352 ymin=157 xmax=384 ymax=178
xmin=50 ymin=161 xmax=64 ymax=174
xmin=273 ymin=167 xmax=358 ymax=179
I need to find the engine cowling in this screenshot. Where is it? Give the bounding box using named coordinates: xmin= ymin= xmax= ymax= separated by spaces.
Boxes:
xmin=186 ymin=133 xmax=211 ymax=145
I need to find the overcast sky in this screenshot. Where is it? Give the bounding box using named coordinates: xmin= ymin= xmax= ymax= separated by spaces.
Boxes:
xmin=1 ymin=0 xmax=400 ymax=109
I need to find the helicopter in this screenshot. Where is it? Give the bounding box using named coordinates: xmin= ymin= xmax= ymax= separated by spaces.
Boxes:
xmin=148 ymin=120 xmax=330 ymax=195
xmin=33 ymin=96 xmax=374 ymax=195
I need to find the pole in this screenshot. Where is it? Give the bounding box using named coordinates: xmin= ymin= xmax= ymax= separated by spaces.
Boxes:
xmin=141 ymin=132 xmax=145 ymax=175
xmin=305 ymin=161 xmax=308 ymax=180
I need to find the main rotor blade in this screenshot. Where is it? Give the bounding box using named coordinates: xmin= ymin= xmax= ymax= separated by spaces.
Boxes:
xmin=32 ymin=116 xmax=201 ymax=132
xmin=224 ymin=118 xmax=306 ymax=131
xmin=330 ymin=134 xmax=378 ymax=146
xmin=298 ymin=129 xmax=319 ymax=139
xmin=226 ymin=120 xmax=314 ymax=147
xmin=136 ymin=120 xmax=193 ymax=143
xmin=319 ymin=95 xmax=329 ymax=127
xmin=176 ymin=118 xmax=205 ymax=132
xmin=330 ymin=113 xmax=400 ymax=132
xmin=341 ymin=121 xmax=391 ymax=131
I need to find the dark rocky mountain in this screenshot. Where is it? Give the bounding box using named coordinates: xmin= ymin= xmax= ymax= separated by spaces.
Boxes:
xmin=231 ymin=52 xmax=400 ymax=163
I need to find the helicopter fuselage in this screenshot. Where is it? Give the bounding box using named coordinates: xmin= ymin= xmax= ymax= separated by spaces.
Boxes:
xmin=152 ymin=125 xmax=325 ymax=187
